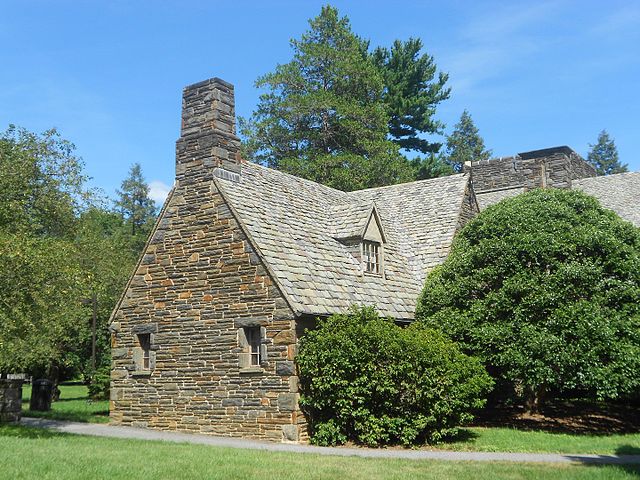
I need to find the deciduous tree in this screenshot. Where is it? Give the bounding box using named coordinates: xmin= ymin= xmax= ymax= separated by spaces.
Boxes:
xmin=0 ymin=125 xmax=89 ymax=237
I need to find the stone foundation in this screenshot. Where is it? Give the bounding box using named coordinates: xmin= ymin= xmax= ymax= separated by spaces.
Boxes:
xmin=0 ymin=379 xmax=23 ymax=423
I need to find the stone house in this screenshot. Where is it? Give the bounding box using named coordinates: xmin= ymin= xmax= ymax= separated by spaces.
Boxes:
xmin=109 ymin=77 xmax=639 ymax=443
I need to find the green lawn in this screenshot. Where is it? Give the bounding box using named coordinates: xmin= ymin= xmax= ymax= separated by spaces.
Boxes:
xmin=18 ymin=384 xmax=640 ymax=456
xmin=22 ymin=382 xmax=109 ymax=423
xmin=442 ymin=427 xmax=640 ymax=455
xmin=0 ymin=424 xmax=638 ymax=480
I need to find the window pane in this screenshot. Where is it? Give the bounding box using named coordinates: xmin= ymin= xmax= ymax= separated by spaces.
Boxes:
xmin=362 ymin=241 xmax=382 ymax=274
xmin=138 ymin=334 xmax=151 ymax=370
xmin=245 ymin=327 xmax=261 ymax=365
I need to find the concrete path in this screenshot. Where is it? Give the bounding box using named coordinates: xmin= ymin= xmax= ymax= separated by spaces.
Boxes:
xmin=20 ymin=417 xmax=640 ymax=465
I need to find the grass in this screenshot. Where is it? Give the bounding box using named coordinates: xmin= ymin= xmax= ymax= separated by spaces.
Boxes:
xmin=1 ymin=424 xmax=639 ymax=480
xmin=21 ymin=382 xmax=109 ymax=423
xmin=17 ymin=384 xmax=640 ymax=456
xmin=8 ymin=384 xmax=640 ymax=479
xmin=441 ymin=427 xmax=640 ymax=455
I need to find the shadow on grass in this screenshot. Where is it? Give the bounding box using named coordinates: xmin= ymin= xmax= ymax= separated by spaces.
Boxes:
xmin=53 ymin=396 xmax=93 ymax=402
xmin=563 ymin=445 xmax=640 ymax=477
xmin=617 ymin=446 xmax=640 ymax=456
xmin=23 ymin=410 xmax=109 ymax=423
xmin=0 ymin=424 xmax=68 ymax=440
xmin=435 ymin=428 xmax=480 ymax=448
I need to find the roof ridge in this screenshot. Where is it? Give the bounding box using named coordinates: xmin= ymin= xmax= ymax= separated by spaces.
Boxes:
xmin=245 ymin=160 xmax=470 ymax=197
xmin=346 ymin=172 xmax=468 ymax=196
xmin=243 ymin=160 xmax=350 ymax=198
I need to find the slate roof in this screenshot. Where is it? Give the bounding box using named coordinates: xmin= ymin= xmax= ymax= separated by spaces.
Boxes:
xmin=329 ymin=201 xmax=376 ymax=240
xmin=476 ymin=187 xmax=525 ymax=210
xmin=572 ymin=172 xmax=640 ymax=227
xmin=215 ymin=162 xmax=472 ymax=321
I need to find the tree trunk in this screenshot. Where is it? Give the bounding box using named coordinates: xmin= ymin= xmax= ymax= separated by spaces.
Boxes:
xmin=48 ymin=365 xmax=61 ymax=402
xmin=524 ymin=384 xmax=546 ymax=414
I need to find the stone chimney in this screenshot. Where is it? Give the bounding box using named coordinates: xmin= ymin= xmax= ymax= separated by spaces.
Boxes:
xmin=175 ymin=77 xmax=242 ymax=185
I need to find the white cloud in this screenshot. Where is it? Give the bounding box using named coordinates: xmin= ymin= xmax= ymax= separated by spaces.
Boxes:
xmin=440 ymin=2 xmax=559 ymax=94
xmin=148 ymin=180 xmax=172 ymax=205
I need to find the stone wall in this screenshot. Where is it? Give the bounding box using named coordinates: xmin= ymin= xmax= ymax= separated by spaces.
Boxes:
xmin=110 ymin=78 xmax=303 ymax=443
xmin=455 ymin=180 xmax=480 ymax=231
xmin=0 ymin=379 xmax=22 ymax=423
xmin=568 ymin=152 xmax=598 ymax=182
xmin=470 ymin=146 xmax=596 ymax=195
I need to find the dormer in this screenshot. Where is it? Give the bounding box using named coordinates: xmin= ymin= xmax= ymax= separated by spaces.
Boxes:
xmin=331 ymin=202 xmax=386 ymax=276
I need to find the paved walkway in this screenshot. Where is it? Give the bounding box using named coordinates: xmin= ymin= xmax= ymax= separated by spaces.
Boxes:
xmin=21 ymin=417 xmax=640 ymax=465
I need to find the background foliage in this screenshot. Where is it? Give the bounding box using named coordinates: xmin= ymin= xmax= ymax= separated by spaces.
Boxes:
xmin=0 ymin=125 xmax=157 ymax=393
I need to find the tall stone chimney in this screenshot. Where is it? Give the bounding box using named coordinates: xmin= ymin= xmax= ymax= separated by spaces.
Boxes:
xmin=175 ymin=77 xmax=242 ymax=185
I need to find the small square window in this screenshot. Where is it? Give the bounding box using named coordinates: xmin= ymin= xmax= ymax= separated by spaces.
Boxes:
xmin=363 ymin=241 xmax=381 ymax=274
xmin=138 ymin=333 xmax=151 ymax=370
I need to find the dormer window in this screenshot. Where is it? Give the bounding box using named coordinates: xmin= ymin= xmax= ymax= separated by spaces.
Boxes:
xmin=363 ymin=240 xmax=381 ymax=275
xmin=331 ymin=202 xmax=386 ymax=277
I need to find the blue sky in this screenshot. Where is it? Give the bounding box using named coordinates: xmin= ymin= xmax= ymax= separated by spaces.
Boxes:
xmin=2 ymin=1 xmax=638 ymax=204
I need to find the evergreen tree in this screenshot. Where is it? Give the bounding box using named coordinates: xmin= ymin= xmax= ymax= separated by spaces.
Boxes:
xmin=240 ymin=6 xmax=413 ymax=191
xmin=115 ymin=163 xmax=156 ymax=237
xmin=587 ymin=130 xmax=628 ymax=176
xmin=371 ymin=38 xmax=450 ymax=155
xmin=445 ymin=110 xmax=492 ymax=172
xmin=412 ymin=153 xmax=454 ymax=180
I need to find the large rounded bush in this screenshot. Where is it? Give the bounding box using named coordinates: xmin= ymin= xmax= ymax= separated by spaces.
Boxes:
xmin=416 ymin=189 xmax=640 ymax=409
xmin=297 ymin=306 xmax=493 ymax=446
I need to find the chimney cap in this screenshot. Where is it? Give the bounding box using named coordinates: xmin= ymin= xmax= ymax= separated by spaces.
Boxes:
xmin=518 ymin=146 xmax=577 ymax=160
xmin=183 ymin=77 xmax=234 ymax=92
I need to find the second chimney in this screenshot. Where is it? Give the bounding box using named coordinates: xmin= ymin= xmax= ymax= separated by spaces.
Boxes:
xmin=175 ymin=77 xmax=242 ymax=184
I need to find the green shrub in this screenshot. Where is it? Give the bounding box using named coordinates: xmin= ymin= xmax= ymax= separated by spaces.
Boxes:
xmin=416 ymin=189 xmax=640 ymax=410
xmin=296 ymin=306 xmax=493 ymax=446
xmin=87 ymin=366 xmax=110 ymax=400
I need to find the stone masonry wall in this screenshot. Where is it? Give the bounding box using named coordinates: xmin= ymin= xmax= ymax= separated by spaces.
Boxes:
xmin=455 ymin=181 xmax=479 ymax=231
xmin=569 ymin=152 xmax=598 ymax=181
xmin=470 ymin=147 xmax=596 ymax=195
xmin=110 ymin=78 xmax=304 ymax=443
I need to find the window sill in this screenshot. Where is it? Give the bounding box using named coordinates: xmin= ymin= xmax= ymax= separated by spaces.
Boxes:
xmin=363 ymin=271 xmax=383 ymax=277
xmin=239 ymin=366 xmax=264 ymax=375
xmin=131 ymin=370 xmax=152 ymax=377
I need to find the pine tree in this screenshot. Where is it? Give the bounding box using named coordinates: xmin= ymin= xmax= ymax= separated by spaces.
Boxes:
xmin=371 ymin=38 xmax=450 ymax=155
xmin=412 ymin=154 xmax=454 ymax=180
xmin=115 ymin=163 xmax=156 ymax=236
xmin=587 ymin=130 xmax=628 ymax=176
xmin=445 ymin=110 xmax=492 ymax=172
xmin=240 ymin=6 xmax=413 ymax=191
